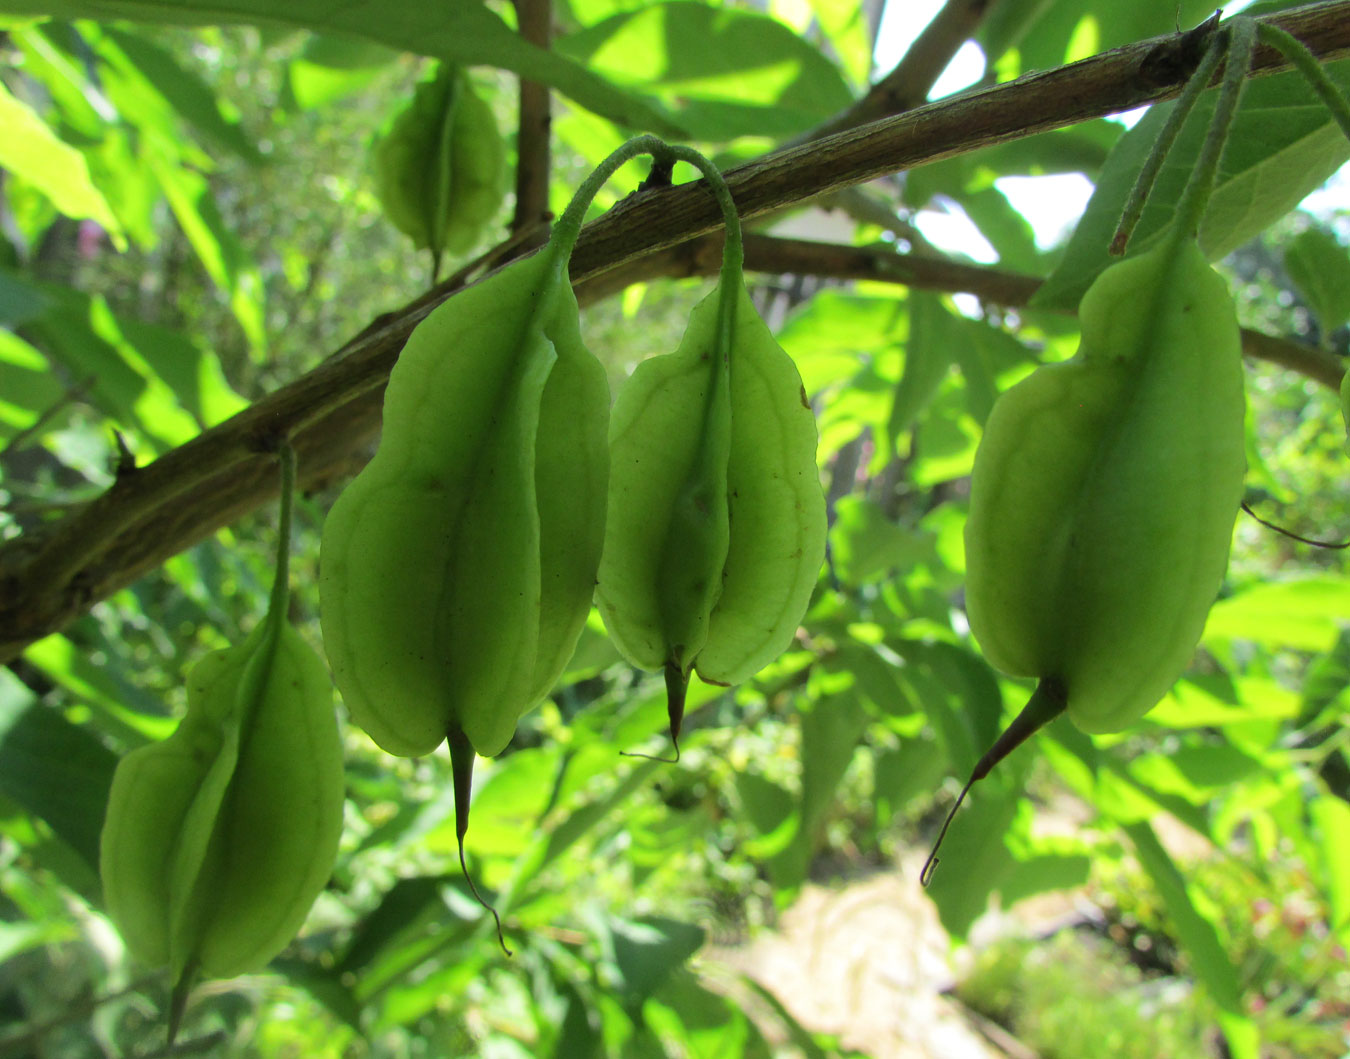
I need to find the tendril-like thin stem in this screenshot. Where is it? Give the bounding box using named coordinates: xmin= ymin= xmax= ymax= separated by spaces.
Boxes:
xmin=1111 ymin=18 xmax=1226 ymax=255
xmin=549 ymin=136 xmax=744 ymax=293
xmin=1241 ymin=500 xmax=1350 ymax=549
xmin=1172 ymin=18 xmax=1256 ymax=241
xmin=1256 ymin=22 xmax=1350 ymax=145
xmin=550 ymin=134 xmax=669 ymax=258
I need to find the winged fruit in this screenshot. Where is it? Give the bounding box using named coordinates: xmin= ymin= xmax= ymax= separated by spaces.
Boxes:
xmin=597 ymin=231 xmax=827 ymax=754
xmin=99 ymin=449 xmax=344 ymax=1034
xmin=923 ymin=230 xmax=1246 ymax=882
xmin=373 ymin=62 xmax=505 ymax=263
xmin=318 ymin=236 xmax=608 ymax=943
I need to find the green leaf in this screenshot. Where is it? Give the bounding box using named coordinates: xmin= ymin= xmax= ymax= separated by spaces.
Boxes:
xmin=799 ymin=0 xmax=872 ymax=89
xmin=999 ymin=851 xmax=1091 ymax=907
xmin=557 ymin=0 xmax=853 ymax=141
xmin=24 ymin=632 xmax=176 ymax=743
xmin=645 ymin=971 xmax=771 ymax=1059
xmin=980 ymin=0 xmax=1227 ymax=78
xmin=734 ymin=770 xmax=799 ymax=860
xmin=905 ymin=640 xmax=1006 ymax=779
xmin=950 ymin=313 xmax=1033 ymax=425
xmin=0 ymin=329 xmax=64 ymax=441
xmin=1312 ymin=795 xmax=1350 ymax=949
xmin=797 ymin=686 xmax=868 ymax=848
xmin=273 ymin=958 xmax=364 ymax=1031
xmin=1127 ymin=743 xmax=1262 ymax=804
xmin=23 ymin=284 xmax=205 ymax=450
xmin=607 ymin=915 xmax=705 ymax=1006
xmin=873 ymin=735 xmax=949 ymax=829
xmin=1037 ymin=59 xmax=1350 ymax=310
xmin=0 ymin=267 xmax=51 ymax=325
xmin=552 ymin=982 xmax=604 ymax=1059
xmin=776 ymin=288 xmax=903 ymax=399
xmin=0 ymin=668 xmax=119 ymax=877
xmin=288 ymin=33 xmax=400 ymax=110
xmin=0 ymin=0 xmax=684 ymax=135
xmin=925 ymin=778 xmax=1021 ymax=939
xmin=829 ymin=495 xmax=937 ymax=586
xmin=1298 ymin=628 xmax=1350 ymax=726
xmin=1284 ymin=226 xmax=1350 ymax=334
xmin=1202 ymin=577 xmax=1350 ymax=653
xmin=336 ymin=874 xmax=461 ymax=975
xmin=1121 ymin=820 xmax=1257 ymax=1057
xmin=0 ymin=78 xmax=124 ymax=244
xmin=103 ymin=26 xmax=265 ymax=164
xmin=148 ymin=155 xmax=267 ymax=355
xmin=11 ymin=24 xmax=114 ymax=141
xmin=889 ymin=292 xmax=954 ymax=442
xmin=0 ymin=920 xmax=76 ymax=963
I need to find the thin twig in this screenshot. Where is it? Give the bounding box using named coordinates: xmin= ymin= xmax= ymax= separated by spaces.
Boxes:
xmin=1241 ymin=500 xmax=1349 ymax=548
xmin=511 ymin=0 xmax=553 ymax=243
xmin=805 ymin=0 xmax=1000 ymax=142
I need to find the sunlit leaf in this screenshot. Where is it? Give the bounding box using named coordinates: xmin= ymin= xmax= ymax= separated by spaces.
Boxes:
xmin=0 ymin=79 xmax=124 ymax=244
xmin=1203 ymin=577 xmax=1350 ymax=653
xmin=1122 ymin=820 xmax=1258 ymax=1056
xmin=557 ymin=1 xmax=853 ymax=140
xmin=288 ymin=33 xmax=401 ymax=110
xmin=1312 ymin=795 xmax=1350 ymax=949
xmin=0 ymin=0 xmax=684 ymax=134
xmin=1037 ymin=58 xmax=1350 ymax=309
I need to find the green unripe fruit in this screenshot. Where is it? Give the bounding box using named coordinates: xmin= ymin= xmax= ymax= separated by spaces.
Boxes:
xmin=99 ymin=619 xmax=344 ymax=982
xmin=924 ymin=231 xmax=1246 ymax=884
xmin=964 ymin=234 xmax=1245 ymax=734
xmin=597 ymin=278 xmax=827 ymax=751
xmin=373 ymin=63 xmax=506 ymax=259
xmin=318 ymin=240 xmax=608 ymax=947
xmin=319 ymin=246 xmax=607 ymax=760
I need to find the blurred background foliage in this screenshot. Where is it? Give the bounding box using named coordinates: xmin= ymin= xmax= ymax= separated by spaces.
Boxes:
xmin=1 ymin=0 xmax=1349 ymax=1056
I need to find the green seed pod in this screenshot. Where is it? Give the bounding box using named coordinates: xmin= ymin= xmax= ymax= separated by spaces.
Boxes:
xmin=318 ymin=240 xmax=608 ymax=942
xmin=597 ymin=275 xmax=827 ymax=751
xmin=923 ymin=232 xmax=1246 ymax=883
xmin=319 ymin=246 xmax=607 ymax=759
xmin=100 ymin=448 xmax=344 ymax=1039
xmin=373 ymin=62 xmax=506 ymax=259
xmin=99 ymin=606 xmax=344 ymax=982
xmin=964 ymin=234 xmax=1245 ymax=734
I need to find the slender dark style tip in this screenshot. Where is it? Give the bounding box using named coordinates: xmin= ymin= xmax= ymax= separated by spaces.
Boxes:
xmin=448 ymin=725 xmax=512 ymax=956
xmin=919 ymin=678 xmax=1069 ymax=886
